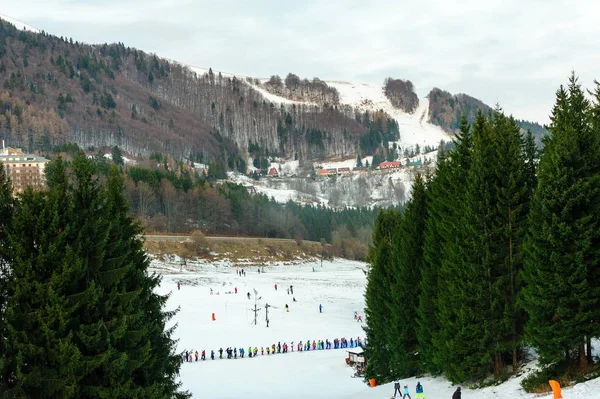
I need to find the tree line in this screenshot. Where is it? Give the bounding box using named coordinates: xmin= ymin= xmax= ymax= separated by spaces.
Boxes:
xmin=0 ymin=154 xmax=187 ymax=397
xmin=363 ymin=74 xmax=600 ymax=388
xmin=43 ymin=146 xmax=384 ymax=260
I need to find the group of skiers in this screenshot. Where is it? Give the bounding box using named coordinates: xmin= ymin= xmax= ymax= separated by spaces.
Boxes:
xmin=182 ymin=336 xmax=365 ymax=364
xmin=393 ymin=381 xmax=426 ymax=399
xmin=392 ymin=381 xmax=461 ymax=399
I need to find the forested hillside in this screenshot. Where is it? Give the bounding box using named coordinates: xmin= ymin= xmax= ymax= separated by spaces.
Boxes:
xmin=427 ymin=87 xmax=549 ymax=144
xmin=364 ymin=74 xmax=600 ymax=390
xmin=0 ymin=19 xmax=370 ymax=164
xmin=46 ymin=143 xmax=381 ymax=260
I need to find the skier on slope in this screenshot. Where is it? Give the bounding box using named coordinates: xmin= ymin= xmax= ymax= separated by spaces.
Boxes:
xmin=219 ymin=348 xmax=223 ymax=359
xmin=452 ymin=387 xmax=461 ymax=399
xmin=393 ymin=380 xmax=401 ymax=397
xmin=211 ymin=350 xmax=215 ymax=360
xmin=319 ymin=304 xmax=323 ymax=313
xmin=402 ymin=384 xmax=411 ymax=399
xmin=415 ymin=381 xmax=426 ymax=399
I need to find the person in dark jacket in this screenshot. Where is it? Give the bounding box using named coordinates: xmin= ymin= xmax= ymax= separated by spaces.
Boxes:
xmin=393 ymin=381 xmax=401 ymax=397
xmin=452 ymin=387 xmax=461 ymax=399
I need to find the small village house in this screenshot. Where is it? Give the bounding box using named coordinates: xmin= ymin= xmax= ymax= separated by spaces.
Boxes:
xmin=379 ymin=161 xmax=401 ymax=170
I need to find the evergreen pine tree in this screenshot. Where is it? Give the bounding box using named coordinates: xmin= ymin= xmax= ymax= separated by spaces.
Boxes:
xmin=0 ymin=163 xmax=15 ymax=393
xmin=356 ymin=154 xmax=363 ymax=168
xmin=112 ymin=145 xmax=124 ymax=166
xmin=435 ymin=112 xmax=489 ymax=382
xmin=1 ymin=179 xmax=82 ymax=397
xmin=363 ymin=209 xmax=402 ymax=383
xmin=0 ymin=156 xmax=187 ymax=397
xmin=523 ymin=129 xmax=537 ymax=198
xmin=103 ymin=165 xmax=188 ymax=398
xmin=522 ymin=74 xmax=600 ymax=368
xmin=417 ymin=152 xmax=450 ymax=375
xmin=389 ymin=173 xmax=427 ymax=377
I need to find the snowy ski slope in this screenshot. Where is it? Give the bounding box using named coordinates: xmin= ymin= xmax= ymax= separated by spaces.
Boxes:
xmin=154 ymin=258 xmax=600 ymax=399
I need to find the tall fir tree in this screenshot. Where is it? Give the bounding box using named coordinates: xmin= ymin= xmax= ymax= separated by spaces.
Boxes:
xmin=0 ymin=163 xmax=15 ymax=393
xmin=103 ymin=165 xmax=187 ymax=398
xmin=389 ymin=173 xmax=427 ymax=377
xmin=1 ymin=181 xmax=82 ymax=398
xmin=416 ymin=152 xmax=450 ymax=375
xmin=363 ymin=209 xmax=402 ymax=383
xmin=435 ymin=111 xmax=490 ymax=382
xmin=522 ymin=74 xmax=600 ymax=368
xmin=588 ymin=81 xmax=600 ymax=360
xmin=523 ymin=129 xmax=538 ymax=198
xmin=491 ymin=112 xmax=530 ymax=369
xmin=0 ymin=155 xmax=187 ymax=397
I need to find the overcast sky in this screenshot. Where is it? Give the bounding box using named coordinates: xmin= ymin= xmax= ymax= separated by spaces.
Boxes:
xmin=3 ymin=0 xmax=600 ymax=124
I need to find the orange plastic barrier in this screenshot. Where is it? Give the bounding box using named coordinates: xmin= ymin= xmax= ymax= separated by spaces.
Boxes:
xmin=369 ymin=378 xmax=376 ymax=387
xmin=212 ymin=313 xmax=216 ymax=321
xmin=549 ymin=380 xmax=562 ymax=399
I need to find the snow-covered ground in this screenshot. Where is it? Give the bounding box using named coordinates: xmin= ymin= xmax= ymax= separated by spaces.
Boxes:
xmin=0 ymin=14 xmax=40 ymax=33
xmin=154 ymin=258 xmax=600 ymax=399
xmin=328 ymin=81 xmax=452 ymax=151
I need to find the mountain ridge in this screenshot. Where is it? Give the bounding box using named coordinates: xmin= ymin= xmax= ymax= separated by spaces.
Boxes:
xmin=0 ymin=15 xmax=548 ymax=166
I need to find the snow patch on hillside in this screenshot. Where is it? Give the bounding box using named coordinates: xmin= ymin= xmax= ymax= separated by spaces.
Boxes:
xmin=0 ymin=14 xmax=40 ymax=33
xmin=328 ymin=81 xmax=452 ymax=150
xmin=102 ymin=153 xmax=137 ymax=165
xmin=314 ymin=156 xmax=373 ymax=171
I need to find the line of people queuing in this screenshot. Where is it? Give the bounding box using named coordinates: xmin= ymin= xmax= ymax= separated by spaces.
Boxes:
xmin=182 ymin=336 xmax=366 ymax=363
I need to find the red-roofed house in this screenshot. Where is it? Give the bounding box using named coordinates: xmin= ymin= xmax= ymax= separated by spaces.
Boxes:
xmin=379 ymin=161 xmax=401 ymax=170
xmin=268 ymin=167 xmax=279 ymax=177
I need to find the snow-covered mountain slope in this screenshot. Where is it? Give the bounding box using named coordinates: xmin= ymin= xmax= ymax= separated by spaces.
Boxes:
xmin=0 ymin=14 xmax=40 ymax=33
xmin=328 ymin=81 xmax=451 ymax=150
xmin=177 ymin=64 xmax=452 ymax=151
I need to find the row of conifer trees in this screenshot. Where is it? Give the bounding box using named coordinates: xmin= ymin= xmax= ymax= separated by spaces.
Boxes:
xmin=0 ymin=154 xmax=188 ymax=398
xmin=363 ymin=74 xmax=600 ymax=384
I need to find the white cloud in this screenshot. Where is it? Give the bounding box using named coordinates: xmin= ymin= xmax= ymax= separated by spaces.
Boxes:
xmin=3 ymin=0 xmax=600 ymax=124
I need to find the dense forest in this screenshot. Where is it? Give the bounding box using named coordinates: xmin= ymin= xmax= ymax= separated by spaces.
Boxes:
xmin=364 ymin=74 xmax=600 ymax=391
xmin=0 ymin=155 xmax=188 ymax=397
xmin=0 ymin=19 xmax=377 ymax=164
